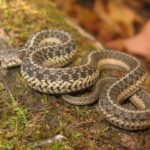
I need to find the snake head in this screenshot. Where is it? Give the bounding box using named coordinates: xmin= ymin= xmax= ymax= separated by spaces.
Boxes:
xmin=0 ymin=50 xmax=23 ymax=69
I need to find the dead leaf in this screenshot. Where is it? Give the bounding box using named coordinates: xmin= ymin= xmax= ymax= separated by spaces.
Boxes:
xmin=107 ymin=1 xmax=143 ymax=36
xmin=94 ymin=0 xmax=123 ymax=36
xmin=75 ymin=6 xmax=99 ymax=33
xmin=124 ymin=21 xmax=150 ymax=60
xmin=94 ymin=0 xmax=143 ymax=38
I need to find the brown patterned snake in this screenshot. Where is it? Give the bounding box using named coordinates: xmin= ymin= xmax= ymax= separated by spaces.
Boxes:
xmin=0 ymin=29 xmax=150 ymax=130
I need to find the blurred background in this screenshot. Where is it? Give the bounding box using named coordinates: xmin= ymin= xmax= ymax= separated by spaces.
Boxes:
xmin=54 ymin=0 xmax=150 ymax=71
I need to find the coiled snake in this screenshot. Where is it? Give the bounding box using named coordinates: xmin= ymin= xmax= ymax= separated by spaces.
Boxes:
xmin=0 ymin=30 xmax=150 ymax=130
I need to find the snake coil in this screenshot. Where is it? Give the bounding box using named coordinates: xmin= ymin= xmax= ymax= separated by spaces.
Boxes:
xmin=0 ymin=29 xmax=150 ymax=130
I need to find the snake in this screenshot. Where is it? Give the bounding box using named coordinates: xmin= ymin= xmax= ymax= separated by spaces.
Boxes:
xmin=0 ymin=29 xmax=150 ymax=130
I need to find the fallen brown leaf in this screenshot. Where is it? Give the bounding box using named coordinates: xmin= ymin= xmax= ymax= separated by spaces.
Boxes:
xmin=94 ymin=0 xmax=143 ymax=38
xmin=107 ymin=1 xmax=143 ymax=36
xmin=75 ymin=6 xmax=99 ymax=33
xmin=124 ymin=21 xmax=150 ymax=60
xmin=94 ymin=0 xmax=124 ymax=40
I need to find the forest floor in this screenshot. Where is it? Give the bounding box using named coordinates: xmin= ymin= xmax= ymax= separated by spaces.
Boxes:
xmin=0 ymin=0 xmax=150 ymax=149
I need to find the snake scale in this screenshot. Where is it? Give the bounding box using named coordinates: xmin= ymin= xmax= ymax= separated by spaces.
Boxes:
xmin=0 ymin=29 xmax=150 ymax=130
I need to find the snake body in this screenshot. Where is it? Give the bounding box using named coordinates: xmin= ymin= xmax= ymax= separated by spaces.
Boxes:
xmin=21 ymin=30 xmax=98 ymax=94
xmin=0 ymin=29 xmax=150 ymax=130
